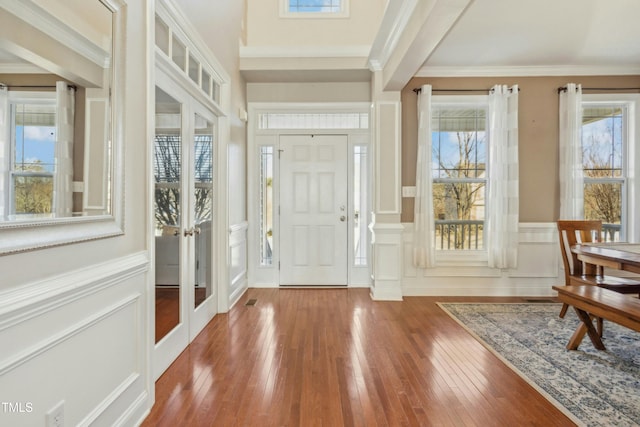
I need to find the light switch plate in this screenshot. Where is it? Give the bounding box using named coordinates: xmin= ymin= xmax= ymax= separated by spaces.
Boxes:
xmin=402 ymin=186 xmax=416 ymax=197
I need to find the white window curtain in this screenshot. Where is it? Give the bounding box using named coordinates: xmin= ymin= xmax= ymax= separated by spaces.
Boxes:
xmin=0 ymin=85 xmax=8 ymax=220
xmin=54 ymin=81 xmax=75 ymax=217
xmin=413 ymin=84 xmax=436 ymax=268
xmin=486 ymin=84 xmax=519 ymax=269
xmin=558 ymin=83 xmax=583 ymax=219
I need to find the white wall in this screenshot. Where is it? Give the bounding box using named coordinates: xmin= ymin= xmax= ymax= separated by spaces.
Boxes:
xmin=0 ymin=0 xmax=151 ymax=425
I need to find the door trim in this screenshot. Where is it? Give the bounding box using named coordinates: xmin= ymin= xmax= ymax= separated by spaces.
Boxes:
xmin=278 ymin=134 xmax=349 ymax=286
xmin=247 ymin=102 xmax=372 ymax=288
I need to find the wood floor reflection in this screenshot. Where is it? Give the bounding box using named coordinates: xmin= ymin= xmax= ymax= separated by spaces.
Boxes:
xmin=143 ymin=288 xmax=576 ymax=426
xmin=155 ymin=287 xmax=208 ymax=343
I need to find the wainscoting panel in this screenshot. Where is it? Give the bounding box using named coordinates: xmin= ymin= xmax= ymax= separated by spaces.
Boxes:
xmin=229 ymin=221 xmax=249 ymax=307
xmin=0 ymin=252 xmax=149 ymax=427
xmin=401 ymin=223 xmax=562 ymax=296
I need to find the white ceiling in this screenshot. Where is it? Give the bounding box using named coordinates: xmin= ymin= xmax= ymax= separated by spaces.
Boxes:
xmin=418 ymin=0 xmax=640 ymax=76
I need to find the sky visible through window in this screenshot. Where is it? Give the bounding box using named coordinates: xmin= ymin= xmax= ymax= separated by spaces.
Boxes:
xmin=582 ymin=107 xmax=623 ymax=175
xmin=288 ymin=0 xmax=342 ymax=13
xmin=14 ymin=125 xmax=56 ymax=173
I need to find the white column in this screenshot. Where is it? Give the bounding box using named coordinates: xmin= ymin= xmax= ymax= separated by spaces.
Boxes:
xmin=369 ymin=71 xmax=403 ymax=300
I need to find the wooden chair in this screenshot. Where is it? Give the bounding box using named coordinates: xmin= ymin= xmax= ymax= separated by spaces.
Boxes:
xmin=556 ymin=220 xmax=640 ymax=333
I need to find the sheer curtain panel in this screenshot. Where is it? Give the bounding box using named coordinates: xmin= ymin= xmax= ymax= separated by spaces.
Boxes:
xmin=413 ymin=84 xmax=436 ymax=268
xmin=54 ymin=81 xmax=75 ymax=217
xmin=486 ymin=85 xmax=519 ymax=269
xmin=559 ymin=83 xmax=583 ymax=219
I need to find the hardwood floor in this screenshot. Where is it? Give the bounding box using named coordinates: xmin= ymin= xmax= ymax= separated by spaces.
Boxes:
xmin=143 ymin=288 xmax=576 ymax=426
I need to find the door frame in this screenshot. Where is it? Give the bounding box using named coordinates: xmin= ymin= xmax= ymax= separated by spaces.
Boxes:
xmin=247 ymin=102 xmax=372 ymax=288
xmin=278 ymin=134 xmax=349 ymax=286
xmin=150 ymin=66 xmax=224 ymax=380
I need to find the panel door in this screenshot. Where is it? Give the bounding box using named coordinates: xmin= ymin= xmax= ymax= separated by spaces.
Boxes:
xmin=279 ymin=134 xmax=348 ymax=285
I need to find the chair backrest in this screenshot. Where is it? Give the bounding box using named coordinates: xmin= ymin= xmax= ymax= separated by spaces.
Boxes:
xmin=557 ymin=220 xmax=602 ymax=284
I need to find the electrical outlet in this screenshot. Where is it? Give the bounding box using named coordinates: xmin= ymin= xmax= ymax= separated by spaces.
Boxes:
xmin=45 ymin=401 xmax=64 ymax=427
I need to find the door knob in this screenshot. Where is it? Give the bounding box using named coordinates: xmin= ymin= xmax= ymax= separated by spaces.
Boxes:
xmin=340 ymin=215 xmax=346 ymax=222
xmin=184 ymin=226 xmax=202 ymax=237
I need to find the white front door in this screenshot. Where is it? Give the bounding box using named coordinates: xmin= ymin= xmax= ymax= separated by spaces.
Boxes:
xmin=279 ymin=134 xmax=348 ymax=285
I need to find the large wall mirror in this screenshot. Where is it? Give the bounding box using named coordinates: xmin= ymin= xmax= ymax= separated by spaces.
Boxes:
xmin=0 ymin=0 xmax=126 ymax=254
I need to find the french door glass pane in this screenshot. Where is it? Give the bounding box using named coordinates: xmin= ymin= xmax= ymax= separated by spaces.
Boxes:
xmin=194 ymin=113 xmax=214 ymax=308
xmin=154 ymin=86 xmax=182 ymax=343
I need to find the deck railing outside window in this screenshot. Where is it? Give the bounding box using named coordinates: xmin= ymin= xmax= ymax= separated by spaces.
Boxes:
xmin=434 ymin=220 xmax=484 ymax=250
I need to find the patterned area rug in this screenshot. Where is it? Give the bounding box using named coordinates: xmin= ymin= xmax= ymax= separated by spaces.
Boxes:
xmin=438 ymin=303 xmax=640 ymax=427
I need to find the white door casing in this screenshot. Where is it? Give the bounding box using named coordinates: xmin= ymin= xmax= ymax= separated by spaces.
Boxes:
xmin=153 ymin=74 xmax=219 ymax=380
xmin=279 ymin=134 xmax=348 ymax=285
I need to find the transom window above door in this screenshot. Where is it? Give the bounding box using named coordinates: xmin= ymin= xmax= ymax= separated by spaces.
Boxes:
xmin=281 ymin=0 xmax=349 ymax=17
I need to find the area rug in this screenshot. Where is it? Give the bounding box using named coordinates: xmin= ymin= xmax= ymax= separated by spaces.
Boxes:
xmin=438 ymin=303 xmax=640 ymax=427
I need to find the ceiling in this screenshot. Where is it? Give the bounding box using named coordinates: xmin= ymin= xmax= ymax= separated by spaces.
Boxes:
xmin=417 ymin=0 xmax=640 ymax=76
xmin=240 ymin=0 xmax=640 ymax=86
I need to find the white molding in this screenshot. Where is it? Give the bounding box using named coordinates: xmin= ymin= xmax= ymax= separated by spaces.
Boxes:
xmin=240 ymin=45 xmax=370 ymax=59
xmin=416 ymin=65 xmax=640 ymax=77
xmin=401 ymin=222 xmax=562 ymax=296
xmin=0 ymin=293 xmax=140 ymax=375
xmin=78 ymin=372 xmax=140 ymax=427
xmin=155 ymin=51 xmax=225 ymax=117
xmin=367 ymin=0 xmax=418 ymax=72
xmin=229 ymin=222 xmax=248 ymax=289
xmin=156 ymin=0 xmax=230 ymax=84
xmin=374 ymin=100 xmax=402 ymax=215
xmin=0 ymin=0 xmax=111 ymax=68
xmin=0 ymin=63 xmax=47 ymax=74
xmin=370 ymin=222 xmax=404 ymax=300
xmin=246 ymin=102 xmax=372 ymax=288
xmin=0 ymin=251 xmax=148 ymax=331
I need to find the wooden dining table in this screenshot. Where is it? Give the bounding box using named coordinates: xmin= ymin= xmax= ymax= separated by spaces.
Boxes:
xmin=558 ymin=242 xmax=640 ymax=350
xmin=571 ymin=242 xmax=640 ymax=275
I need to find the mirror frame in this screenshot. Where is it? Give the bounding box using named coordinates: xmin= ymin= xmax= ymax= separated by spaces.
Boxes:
xmin=0 ymin=0 xmax=126 ymax=255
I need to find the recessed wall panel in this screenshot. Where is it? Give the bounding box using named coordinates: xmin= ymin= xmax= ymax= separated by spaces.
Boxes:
xmin=318 ymin=225 xmax=335 ymax=266
xmin=293 ymin=172 xmax=310 ymax=213
xmin=318 ymin=172 xmax=335 ymax=213
xmin=292 ymin=226 xmax=309 ymax=266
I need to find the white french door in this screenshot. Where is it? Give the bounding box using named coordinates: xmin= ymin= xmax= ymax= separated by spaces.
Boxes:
xmin=279 ymin=134 xmax=348 ymax=285
xmin=153 ymin=74 xmax=218 ymax=380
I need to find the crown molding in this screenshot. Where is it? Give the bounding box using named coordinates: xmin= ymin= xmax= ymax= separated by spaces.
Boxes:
xmin=0 ymin=63 xmax=47 ymax=74
xmin=416 ymin=64 xmax=640 ymax=77
xmin=240 ymin=45 xmax=371 ymax=59
xmin=0 ymin=0 xmax=110 ymax=68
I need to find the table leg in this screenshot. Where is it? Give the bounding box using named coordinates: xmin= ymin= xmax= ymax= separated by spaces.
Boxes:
xmin=567 ymin=307 xmax=606 ymax=350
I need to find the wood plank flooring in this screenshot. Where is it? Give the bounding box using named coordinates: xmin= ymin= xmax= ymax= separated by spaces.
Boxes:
xmin=142 ymin=288 xmax=576 ymax=426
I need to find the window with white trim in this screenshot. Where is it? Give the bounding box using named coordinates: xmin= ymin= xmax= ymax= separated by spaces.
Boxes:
xmin=281 ymin=0 xmax=349 ymax=17
xmin=582 ymin=94 xmax=639 ymax=242
xmin=431 ymin=98 xmax=488 ymax=251
xmin=4 ymin=92 xmax=57 ymax=219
